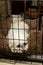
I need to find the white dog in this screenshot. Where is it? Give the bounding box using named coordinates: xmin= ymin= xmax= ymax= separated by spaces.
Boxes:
xmin=6 ymin=15 xmax=29 ymax=53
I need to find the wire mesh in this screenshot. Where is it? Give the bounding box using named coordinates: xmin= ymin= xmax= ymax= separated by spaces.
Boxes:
xmin=0 ymin=0 xmax=43 ymax=63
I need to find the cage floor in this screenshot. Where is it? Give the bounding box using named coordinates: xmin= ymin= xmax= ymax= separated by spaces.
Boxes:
xmin=0 ymin=59 xmax=42 ymax=65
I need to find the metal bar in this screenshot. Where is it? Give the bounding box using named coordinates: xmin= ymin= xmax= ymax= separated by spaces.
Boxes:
xmin=24 ymin=0 xmax=26 ymax=19
xmin=5 ymin=1 xmax=8 ymax=18
xmin=0 ymin=54 xmax=43 ymax=63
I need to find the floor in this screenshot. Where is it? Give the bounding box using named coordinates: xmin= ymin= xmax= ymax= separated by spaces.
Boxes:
xmin=0 ymin=58 xmax=43 ymax=65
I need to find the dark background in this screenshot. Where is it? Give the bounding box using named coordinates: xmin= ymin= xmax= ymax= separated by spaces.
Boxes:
xmin=11 ymin=1 xmax=32 ymax=14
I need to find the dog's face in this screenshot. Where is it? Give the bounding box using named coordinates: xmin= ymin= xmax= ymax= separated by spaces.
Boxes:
xmin=7 ymin=15 xmax=29 ymax=53
xmin=10 ymin=42 xmax=29 ymax=53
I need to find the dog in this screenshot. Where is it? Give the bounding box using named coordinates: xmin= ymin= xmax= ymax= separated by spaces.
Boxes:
xmin=6 ymin=15 xmax=29 ymax=53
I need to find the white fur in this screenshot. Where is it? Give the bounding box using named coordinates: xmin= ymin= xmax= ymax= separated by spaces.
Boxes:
xmin=6 ymin=15 xmax=29 ymax=53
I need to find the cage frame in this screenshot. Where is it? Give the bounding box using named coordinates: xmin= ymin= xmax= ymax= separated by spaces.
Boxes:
xmin=0 ymin=0 xmax=43 ymax=63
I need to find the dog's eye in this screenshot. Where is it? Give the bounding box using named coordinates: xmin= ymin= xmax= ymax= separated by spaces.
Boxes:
xmin=17 ymin=45 xmax=20 ymax=47
xmin=24 ymin=43 xmax=26 ymax=46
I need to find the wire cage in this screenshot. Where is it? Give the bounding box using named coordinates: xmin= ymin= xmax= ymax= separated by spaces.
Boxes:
xmin=0 ymin=0 xmax=43 ymax=63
